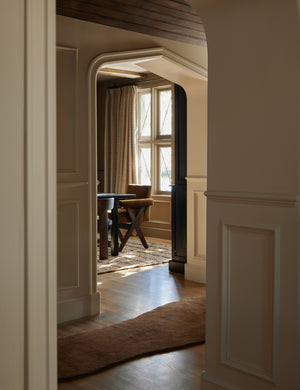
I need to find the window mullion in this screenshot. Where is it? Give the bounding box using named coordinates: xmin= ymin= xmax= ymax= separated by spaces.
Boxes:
xmin=171 ymin=84 xmax=175 ymax=185
xmin=136 ymin=83 xmax=173 ymax=193
xmin=157 ymin=144 xmax=161 ymax=194
xmin=152 ymin=139 xmax=171 ymax=146
xmin=138 ymin=146 xmax=141 ymax=184
xmin=151 ymin=87 xmax=157 ymax=193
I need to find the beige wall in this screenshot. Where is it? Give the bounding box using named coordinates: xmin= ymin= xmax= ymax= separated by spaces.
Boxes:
xmin=0 ymin=3 xmax=25 ymax=387
xmin=189 ymin=0 xmax=300 ymax=389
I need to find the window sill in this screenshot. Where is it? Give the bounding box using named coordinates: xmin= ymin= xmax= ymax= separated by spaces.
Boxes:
xmin=153 ymin=194 xmax=171 ymax=200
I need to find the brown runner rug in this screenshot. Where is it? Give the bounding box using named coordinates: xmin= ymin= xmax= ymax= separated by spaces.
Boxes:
xmin=58 ymin=296 xmax=206 ymax=381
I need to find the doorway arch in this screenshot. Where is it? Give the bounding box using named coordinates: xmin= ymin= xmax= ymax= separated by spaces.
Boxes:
xmin=88 ymin=47 xmax=208 ymax=286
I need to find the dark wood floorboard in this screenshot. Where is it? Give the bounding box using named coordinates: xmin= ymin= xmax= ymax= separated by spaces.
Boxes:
xmin=58 ymin=263 xmax=206 ymax=390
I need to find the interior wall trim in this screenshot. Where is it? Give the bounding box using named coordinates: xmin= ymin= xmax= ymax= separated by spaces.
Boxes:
xmin=186 ymin=176 xmax=207 ymax=282
xmin=152 ymin=199 xmax=171 ymax=205
xmin=56 ymin=45 xmax=79 ymax=177
xmin=205 ymin=190 xmax=299 ymax=207
xmin=25 ymin=0 xmax=57 ymax=387
xmin=57 ymin=292 xmax=100 ymax=324
xmin=201 ymin=372 xmax=232 ymax=390
xmin=57 ymin=200 xmax=80 ymax=290
xmin=185 ymin=256 xmax=206 ymax=283
xmin=221 ymin=221 xmax=280 ymax=384
xmin=146 ymin=220 xmax=171 ymax=226
xmin=57 ymin=181 xmax=89 ymax=188
xmin=56 ymin=44 xmax=78 ymax=51
xmin=186 ymin=175 xmax=207 ymax=182
xmin=142 ymin=226 xmax=171 ymax=240
xmin=91 ymin=47 xmax=208 ymax=81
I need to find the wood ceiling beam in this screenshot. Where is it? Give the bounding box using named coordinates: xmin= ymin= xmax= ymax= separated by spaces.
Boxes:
xmin=57 ymin=0 xmax=207 ymax=46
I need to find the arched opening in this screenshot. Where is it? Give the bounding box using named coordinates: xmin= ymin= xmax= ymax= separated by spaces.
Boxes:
xmin=88 ymin=47 xmax=208 ymax=285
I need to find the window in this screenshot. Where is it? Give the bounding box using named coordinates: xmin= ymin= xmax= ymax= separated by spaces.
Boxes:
xmin=136 ymin=83 xmax=173 ymax=194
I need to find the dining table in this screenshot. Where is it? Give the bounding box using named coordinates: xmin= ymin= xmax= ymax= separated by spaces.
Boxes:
xmin=97 ymin=192 xmax=136 ymax=258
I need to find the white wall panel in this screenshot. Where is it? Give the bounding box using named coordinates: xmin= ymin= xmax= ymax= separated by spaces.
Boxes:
xmin=56 ymin=42 xmax=100 ymax=322
xmin=194 ymin=190 xmax=207 ymax=257
xmin=56 ymin=46 xmax=78 ymax=176
xmin=57 ymin=201 xmax=79 ymax=289
xmin=186 ymin=176 xmax=207 ymax=282
xmin=221 ymin=223 xmax=280 ymax=383
xmin=56 ymin=184 xmax=100 ymax=323
xmin=202 ymin=195 xmax=298 ymax=390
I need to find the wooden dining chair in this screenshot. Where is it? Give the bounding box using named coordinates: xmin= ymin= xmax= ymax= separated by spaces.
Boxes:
xmin=117 ymin=184 xmax=154 ymax=251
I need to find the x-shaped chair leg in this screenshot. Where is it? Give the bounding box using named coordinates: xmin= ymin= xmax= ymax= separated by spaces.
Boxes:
xmin=119 ymin=206 xmax=148 ymax=251
xmin=118 ymin=229 xmax=124 ymax=242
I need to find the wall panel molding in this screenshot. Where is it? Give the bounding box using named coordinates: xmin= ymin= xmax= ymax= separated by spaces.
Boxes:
xmin=143 ymin=195 xmax=171 ymax=239
xmin=201 ymin=372 xmax=231 ymax=390
xmin=221 ymin=221 xmax=280 ymax=383
xmin=57 ymin=201 xmax=80 ymax=289
xmin=57 ymin=292 xmax=100 ymax=324
xmin=205 ymin=190 xmax=299 ymax=207
xmin=194 ymin=191 xmax=204 ymax=257
xmin=22 ymin=0 xmax=57 ymax=388
xmin=186 ymin=176 xmax=207 ymax=282
xmin=56 ymin=46 xmax=79 ymax=177
xmin=58 ymin=181 xmax=89 ymax=188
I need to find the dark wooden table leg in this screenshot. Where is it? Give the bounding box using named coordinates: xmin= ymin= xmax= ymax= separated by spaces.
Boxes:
xmin=98 ymin=198 xmax=114 ymax=260
xmin=110 ymin=198 xmax=119 ymax=256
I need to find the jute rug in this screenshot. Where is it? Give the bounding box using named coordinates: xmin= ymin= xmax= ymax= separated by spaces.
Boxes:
xmin=58 ymin=296 xmax=206 ymax=381
xmin=97 ymin=238 xmax=171 ymax=274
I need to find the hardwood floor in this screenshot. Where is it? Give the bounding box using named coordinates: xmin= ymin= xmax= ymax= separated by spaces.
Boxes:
xmin=58 ymin=262 xmax=206 ymax=390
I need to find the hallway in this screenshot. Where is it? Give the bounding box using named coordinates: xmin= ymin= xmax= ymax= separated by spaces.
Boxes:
xmin=58 ymin=264 xmax=206 ymax=389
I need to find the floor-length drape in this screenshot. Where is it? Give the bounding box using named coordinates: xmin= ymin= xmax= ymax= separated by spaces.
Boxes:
xmin=104 ymin=85 xmax=137 ymax=193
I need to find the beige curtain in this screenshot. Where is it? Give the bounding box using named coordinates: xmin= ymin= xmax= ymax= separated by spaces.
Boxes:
xmin=104 ymin=85 xmax=137 ymax=193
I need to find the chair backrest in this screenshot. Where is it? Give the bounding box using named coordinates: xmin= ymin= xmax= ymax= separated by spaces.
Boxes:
xmin=127 ymin=184 xmax=152 ymax=221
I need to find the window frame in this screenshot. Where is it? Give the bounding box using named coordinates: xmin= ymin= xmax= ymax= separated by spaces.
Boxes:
xmin=136 ymin=81 xmax=174 ymax=195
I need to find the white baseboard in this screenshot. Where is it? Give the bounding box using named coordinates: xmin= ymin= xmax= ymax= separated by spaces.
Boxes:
xmin=57 ymin=291 xmax=101 ymax=323
xmin=185 ymin=257 xmax=206 ymax=283
xmin=142 ymin=226 xmax=171 ymax=240
xmin=202 ymin=372 xmax=232 ymax=390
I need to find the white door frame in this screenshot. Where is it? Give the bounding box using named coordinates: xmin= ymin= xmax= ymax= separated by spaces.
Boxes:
xmin=25 ymin=0 xmax=57 ymax=388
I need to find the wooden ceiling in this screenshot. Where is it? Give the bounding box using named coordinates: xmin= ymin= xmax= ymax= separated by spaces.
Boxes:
xmin=57 ymin=0 xmax=206 ymax=46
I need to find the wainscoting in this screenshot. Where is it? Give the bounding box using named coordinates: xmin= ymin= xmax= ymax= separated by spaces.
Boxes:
xmin=202 ymin=191 xmax=298 ymax=390
xmin=186 ymin=176 xmax=207 ymax=283
xmin=141 ymin=194 xmax=172 ymax=240
xmin=221 ymin=221 xmax=279 ymax=382
xmin=57 ymin=45 xmax=100 ymax=323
